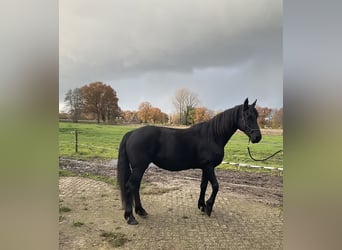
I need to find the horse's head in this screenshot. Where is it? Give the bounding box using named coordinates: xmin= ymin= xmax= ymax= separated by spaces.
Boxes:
xmin=239 ymin=98 xmax=262 ymax=143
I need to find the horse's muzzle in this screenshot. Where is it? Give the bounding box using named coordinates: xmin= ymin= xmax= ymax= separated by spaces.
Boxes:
xmin=250 ymin=133 xmax=262 ymax=143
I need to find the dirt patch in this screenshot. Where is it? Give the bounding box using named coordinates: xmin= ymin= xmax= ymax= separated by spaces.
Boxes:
xmin=260 ymin=128 xmax=283 ymax=136
xmin=141 ymin=183 xmax=181 ymax=195
xmin=59 ymin=158 xmax=283 ymax=249
xmin=100 ymin=230 xmax=129 ymax=247
xmin=142 ymin=166 xmax=283 ymax=207
xmin=60 ymin=157 xmax=282 ymax=206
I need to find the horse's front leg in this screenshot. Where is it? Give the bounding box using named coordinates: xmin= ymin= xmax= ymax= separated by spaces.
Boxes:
xmin=204 ymin=166 xmax=219 ymax=217
xmin=198 ymin=170 xmax=208 ymax=212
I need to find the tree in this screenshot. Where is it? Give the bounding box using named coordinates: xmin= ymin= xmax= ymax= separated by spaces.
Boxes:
xmin=150 ymin=107 xmax=169 ymax=124
xmin=136 ymin=102 xmax=169 ymax=124
xmin=159 ymin=112 xmax=169 ymax=124
xmin=256 ymin=106 xmax=272 ymax=128
xmin=169 ymin=112 xmax=179 ymax=125
xmin=172 ymin=88 xmax=199 ymax=125
xmin=101 ymin=84 xmax=120 ymax=123
xmin=80 ymin=82 xmax=119 ymax=124
xmin=271 ymin=108 xmax=283 ymax=128
xmin=64 ymin=88 xmax=84 ymax=122
xmin=137 ymin=102 xmax=153 ymax=123
xmin=193 ymin=107 xmax=213 ymax=123
xmin=122 ymin=110 xmax=139 ymax=123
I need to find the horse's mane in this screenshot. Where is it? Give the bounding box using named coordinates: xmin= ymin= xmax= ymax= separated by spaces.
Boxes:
xmin=208 ymin=104 xmax=241 ymax=137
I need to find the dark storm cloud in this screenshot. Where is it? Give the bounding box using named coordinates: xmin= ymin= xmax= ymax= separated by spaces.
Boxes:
xmin=60 ymin=0 xmax=282 ymax=112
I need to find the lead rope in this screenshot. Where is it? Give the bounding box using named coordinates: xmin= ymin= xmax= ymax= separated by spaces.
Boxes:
xmin=247 ymin=139 xmax=283 ymax=162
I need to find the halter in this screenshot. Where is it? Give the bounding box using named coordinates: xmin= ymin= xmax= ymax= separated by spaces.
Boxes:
xmin=241 ymin=111 xmax=260 ymax=136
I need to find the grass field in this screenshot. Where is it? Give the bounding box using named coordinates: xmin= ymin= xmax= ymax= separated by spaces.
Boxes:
xmin=59 ymin=122 xmax=136 ymax=160
xmin=59 ymin=122 xmax=283 ymax=168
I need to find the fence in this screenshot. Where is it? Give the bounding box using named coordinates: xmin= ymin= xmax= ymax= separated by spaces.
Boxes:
xmin=221 ymin=161 xmax=283 ymax=171
xmin=59 ymin=130 xmax=283 ymax=172
xmin=59 ymin=130 xmax=118 ymax=154
xmin=60 ymin=129 xmax=283 ymax=172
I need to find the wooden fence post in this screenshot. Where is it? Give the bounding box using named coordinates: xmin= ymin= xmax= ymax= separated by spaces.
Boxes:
xmin=75 ymin=130 xmax=78 ymax=153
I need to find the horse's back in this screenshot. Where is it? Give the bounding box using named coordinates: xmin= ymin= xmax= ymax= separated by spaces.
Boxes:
xmin=125 ymin=125 xmax=202 ymax=170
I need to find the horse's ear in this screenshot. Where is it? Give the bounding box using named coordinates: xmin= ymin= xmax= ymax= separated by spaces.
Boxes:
xmin=243 ymin=98 xmax=249 ymax=111
xmin=252 ymin=99 xmax=257 ymax=107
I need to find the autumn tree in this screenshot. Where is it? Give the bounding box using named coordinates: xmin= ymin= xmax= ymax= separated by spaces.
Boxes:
xmin=136 ymin=102 xmax=169 ymax=124
xmin=122 ymin=110 xmax=139 ymax=123
xmin=64 ymin=88 xmax=84 ymax=122
xmin=256 ymin=106 xmax=273 ymax=128
xmin=80 ymin=82 xmax=120 ymax=124
xmin=172 ymin=88 xmax=199 ymax=125
xmin=101 ymin=84 xmax=121 ymax=123
xmin=150 ymin=107 xmax=168 ymax=124
xmin=160 ymin=112 xmax=169 ymax=124
xmin=194 ymin=107 xmax=213 ymax=123
xmin=137 ymin=102 xmax=153 ymax=123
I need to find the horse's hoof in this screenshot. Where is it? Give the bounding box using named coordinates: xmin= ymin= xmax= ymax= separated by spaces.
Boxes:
xmin=205 ymin=206 xmax=213 ymax=217
xmin=138 ymin=213 xmax=148 ymax=218
xmin=136 ymin=209 xmax=148 ymax=218
xmin=127 ymin=217 xmax=139 ymax=225
xmin=142 ymin=213 xmax=148 ymax=218
xmin=198 ymin=205 xmax=206 ymax=212
xmin=198 ymin=201 xmax=206 ymax=212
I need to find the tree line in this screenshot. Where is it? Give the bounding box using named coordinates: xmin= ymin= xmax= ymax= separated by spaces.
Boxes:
xmin=61 ymin=82 xmax=282 ymax=128
xmin=63 ymin=82 xmax=120 ymax=123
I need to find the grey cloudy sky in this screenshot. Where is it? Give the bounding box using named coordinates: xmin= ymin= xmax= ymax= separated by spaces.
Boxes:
xmin=59 ymin=0 xmax=282 ymax=114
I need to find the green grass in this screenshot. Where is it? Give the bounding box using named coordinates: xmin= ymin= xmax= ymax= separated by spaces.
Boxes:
xmin=79 ymin=172 xmax=117 ymax=186
xmin=222 ymin=131 xmax=283 ymax=168
xmin=59 ymin=169 xmax=77 ymax=177
xmin=59 ymin=169 xmax=117 ymax=186
xmin=59 ymin=206 xmax=71 ymax=213
xmin=100 ymin=230 xmax=128 ymax=247
xmin=72 ymin=221 xmax=84 ymax=227
xmin=59 ymin=122 xmax=283 ymax=168
xmin=59 ymin=122 xmax=136 ymax=160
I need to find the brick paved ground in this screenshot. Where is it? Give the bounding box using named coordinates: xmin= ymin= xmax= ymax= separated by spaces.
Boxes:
xmin=59 ymin=176 xmax=283 ymax=249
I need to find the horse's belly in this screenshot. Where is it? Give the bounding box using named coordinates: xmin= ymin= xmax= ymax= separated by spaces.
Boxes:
xmin=152 ymin=159 xmax=196 ymax=171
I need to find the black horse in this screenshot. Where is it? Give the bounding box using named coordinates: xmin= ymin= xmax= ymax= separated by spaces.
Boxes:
xmin=117 ymin=98 xmax=262 ymax=225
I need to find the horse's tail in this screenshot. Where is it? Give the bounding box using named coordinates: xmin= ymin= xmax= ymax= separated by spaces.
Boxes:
xmin=117 ymin=131 xmax=133 ymax=209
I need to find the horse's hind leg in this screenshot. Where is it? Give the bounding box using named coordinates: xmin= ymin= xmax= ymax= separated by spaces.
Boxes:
xmin=134 ymin=178 xmax=148 ymax=217
xmin=132 ymin=166 xmax=148 ymax=217
xmin=124 ymin=167 xmax=146 ymax=225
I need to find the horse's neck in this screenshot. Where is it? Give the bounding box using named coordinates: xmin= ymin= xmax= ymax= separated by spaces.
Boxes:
xmin=218 ymin=125 xmax=237 ymax=147
xmin=211 ymin=107 xmax=240 ymax=147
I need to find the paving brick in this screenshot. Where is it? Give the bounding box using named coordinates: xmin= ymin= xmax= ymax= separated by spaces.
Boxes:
xmin=60 ymin=176 xmax=282 ymax=249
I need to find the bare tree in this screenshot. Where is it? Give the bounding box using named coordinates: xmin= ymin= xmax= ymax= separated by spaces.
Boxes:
xmin=172 ymin=88 xmax=199 ymax=125
xmin=64 ymin=88 xmax=83 ymax=122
